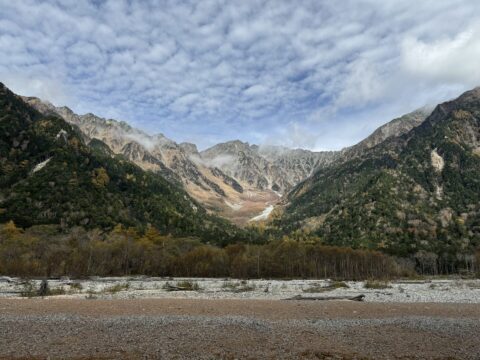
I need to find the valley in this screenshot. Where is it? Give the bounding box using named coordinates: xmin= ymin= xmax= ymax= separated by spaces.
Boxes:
xmin=2 ymin=82 xmax=480 ymax=275
xmin=20 ymin=94 xmax=433 ymax=227
xmin=21 ymin=96 xmax=326 ymax=225
xmin=2 ymin=2 xmax=480 ymax=359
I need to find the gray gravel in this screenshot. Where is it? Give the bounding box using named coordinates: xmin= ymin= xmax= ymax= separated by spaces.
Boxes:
xmin=3 ymin=277 xmax=480 ymax=303
xmin=1 ymin=311 xmax=480 ymax=359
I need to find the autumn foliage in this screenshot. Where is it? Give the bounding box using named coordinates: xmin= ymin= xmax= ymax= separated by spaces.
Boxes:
xmin=0 ymin=221 xmax=406 ymax=279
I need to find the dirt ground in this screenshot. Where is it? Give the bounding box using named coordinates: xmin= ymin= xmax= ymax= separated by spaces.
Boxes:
xmin=0 ymin=298 xmax=479 ymax=359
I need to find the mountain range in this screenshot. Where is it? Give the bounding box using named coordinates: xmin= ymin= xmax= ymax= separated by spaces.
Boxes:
xmin=3 ymin=81 xmax=480 ymax=261
xmin=0 ymin=83 xmax=258 ymax=245
xmin=21 ymin=94 xmax=432 ymax=226
xmin=21 ymin=96 xmax=329 ymax=224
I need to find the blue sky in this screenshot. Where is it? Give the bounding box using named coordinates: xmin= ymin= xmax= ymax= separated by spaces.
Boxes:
xmin=1 ymin=0 xmax=480 ymax=150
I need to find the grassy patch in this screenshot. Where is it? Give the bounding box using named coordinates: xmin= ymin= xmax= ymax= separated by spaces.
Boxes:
xmin=19 ymin=280 xmax=37 ymax=298
xmin=19 ymin=281 xmax=66 ymax=297
xmin=104 ymin=283 xmax=130 ymax=294
xmin=48 ymin=287 xmax=67 ymax=296
xmin=329 ymin=281 xmax=349 ymax=289
xmin=69 ymin=282 xmax=83 ymax=291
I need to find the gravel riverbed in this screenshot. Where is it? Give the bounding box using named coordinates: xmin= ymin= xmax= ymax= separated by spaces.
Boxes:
xmin=0 ymin=298 xmax=480 ymax=359
xmin=1 ymin=277 xmax=480 ymax=359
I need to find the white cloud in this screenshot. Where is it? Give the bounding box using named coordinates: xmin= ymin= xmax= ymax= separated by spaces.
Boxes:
xmin=402 ymin=27 xmax=480 ymax=86
xmin=1 ymin=0 xmax=480 ymax=150
xmin=191 ymin=153 xmax=236 ymax=169
xmin=244 ymin=84 xmax=268 ymax=97
xmin=2 ymin=75 xmax=71 ymax=106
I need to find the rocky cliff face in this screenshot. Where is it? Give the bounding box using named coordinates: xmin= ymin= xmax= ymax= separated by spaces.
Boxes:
xmin=200 ymin=141 xmax=337 ymax=194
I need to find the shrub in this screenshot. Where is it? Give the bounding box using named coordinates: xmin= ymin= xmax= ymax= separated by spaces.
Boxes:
xmin=69 ymin=282 xmax=83 ymax=291
xmin=364 ymin=280 xmax=391 ymax=289
xmin=104 ymin=283 xmax=129 ymax=294
xmin=20 ymin=280 xmax=36 ymax=298
xmin=177 ymin=280 xmax=200 ymax=290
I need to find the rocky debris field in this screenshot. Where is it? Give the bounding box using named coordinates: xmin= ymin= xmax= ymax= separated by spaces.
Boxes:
xmin=0 ymin=298 xmax=479 ymax=359
xmin=1 ymin=276 xmax=480 ymax=303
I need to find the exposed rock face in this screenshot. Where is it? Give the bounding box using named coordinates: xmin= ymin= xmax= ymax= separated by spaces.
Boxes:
xmin=179 ymin=142 xmax=199 ymax=156
xmin=200 ymin=141 xmax=337 ymax=194
xmin=431 ymin=148 xmax=445 ymax=172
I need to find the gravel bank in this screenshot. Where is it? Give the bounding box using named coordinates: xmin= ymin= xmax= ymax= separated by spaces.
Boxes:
xmin=2 ymin=277 xmax=480 ymax=303
xmin=0 ymin=298 xmax=479 ymax=359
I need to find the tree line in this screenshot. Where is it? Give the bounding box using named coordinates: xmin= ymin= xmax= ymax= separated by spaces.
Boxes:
xmin=1 ymin=221 xmax=479 ymax=279
xmin=0 ymin=221 xmax=416 ymax=280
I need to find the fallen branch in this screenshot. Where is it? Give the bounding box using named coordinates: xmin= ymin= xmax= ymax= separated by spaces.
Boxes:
xmin=284 ymin=294 xmax=365 ymax=301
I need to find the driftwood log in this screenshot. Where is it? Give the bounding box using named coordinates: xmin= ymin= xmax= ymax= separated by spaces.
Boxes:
xmin=284 ymin=294 xmax=365 ymax=301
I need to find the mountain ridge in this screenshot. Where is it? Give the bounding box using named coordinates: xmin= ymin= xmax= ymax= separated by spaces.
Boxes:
xmin=274 ymin=87 xmax=480 ymax=262
xmin=21 ymin=92 xmax=435 ymax=226
xmin=22 ymin=97 xmax=338 ymax=224
xmin=0 ymin=82 xmax=248 ymax=244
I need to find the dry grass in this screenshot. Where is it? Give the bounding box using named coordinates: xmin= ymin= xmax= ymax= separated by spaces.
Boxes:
xmin=364 ymin=280 xmax=391 ymax=289
xmin=104 ymin=283 xmax=130 ymax=294
xmin=303 ymin=281 xmax=349 ymax=293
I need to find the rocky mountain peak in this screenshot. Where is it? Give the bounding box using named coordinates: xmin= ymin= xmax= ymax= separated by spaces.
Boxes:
xmin=179 ymin=142 xmax=199 ymax=155
xmin=340 ymin=106 xmax=433 ymax=159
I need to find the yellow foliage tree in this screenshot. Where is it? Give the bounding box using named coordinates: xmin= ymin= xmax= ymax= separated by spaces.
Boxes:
xmin=92 ymin=167 xmax=110 ymax=187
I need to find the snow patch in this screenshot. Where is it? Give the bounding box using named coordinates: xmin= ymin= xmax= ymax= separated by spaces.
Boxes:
xmin=250 ymin=205 xmax=274 ymax=221
xmin=32 ymin=158 xmax=52 ymax=173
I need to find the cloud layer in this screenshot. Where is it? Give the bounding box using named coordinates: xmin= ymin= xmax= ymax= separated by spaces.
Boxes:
xmin=1 ymin=0 xmax=480 ymax=150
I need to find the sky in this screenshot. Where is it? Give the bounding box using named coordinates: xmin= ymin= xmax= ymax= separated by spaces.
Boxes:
xmin=1 ymin=0 xmax=480 ymax=151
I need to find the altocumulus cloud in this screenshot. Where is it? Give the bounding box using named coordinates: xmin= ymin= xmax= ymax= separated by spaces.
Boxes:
xmin=1 ymin=0 xmax=480 ymax=150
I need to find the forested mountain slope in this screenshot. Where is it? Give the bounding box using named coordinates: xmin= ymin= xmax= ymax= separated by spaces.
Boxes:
xmin=276 ymin=88 xmax=480 ymax=263
xmin=0 ymin=83 xmax=249 ymax=244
